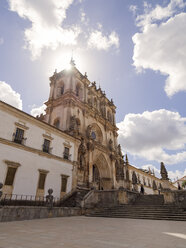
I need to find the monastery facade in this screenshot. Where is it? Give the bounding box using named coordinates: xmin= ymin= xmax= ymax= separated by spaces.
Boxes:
xmin=0 ymin=60 xmax=176 ymax=198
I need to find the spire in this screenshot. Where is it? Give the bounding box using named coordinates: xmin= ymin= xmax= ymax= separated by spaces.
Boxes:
xmin=125 ymin=154 xmax=129 ymax=165
xmin=70 ymin=57 xmax=75 ymax=67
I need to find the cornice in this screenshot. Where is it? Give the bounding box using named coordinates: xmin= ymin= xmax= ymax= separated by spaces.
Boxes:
xmin=0 ymin=101 xmax=77 ymax=143
xmin=0 ymin=137 xmax=75 ymax=165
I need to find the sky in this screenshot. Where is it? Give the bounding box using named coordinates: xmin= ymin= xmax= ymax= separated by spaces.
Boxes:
xmin=0 ymin=0 xmax=186 ymax=182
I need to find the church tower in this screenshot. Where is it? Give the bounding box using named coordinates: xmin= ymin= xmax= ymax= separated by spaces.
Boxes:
xmin=41 ymin=59 xmax=125 ymax=189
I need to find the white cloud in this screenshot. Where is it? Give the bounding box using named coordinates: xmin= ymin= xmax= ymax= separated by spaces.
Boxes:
xmin=8 ymin=0 xmax=81 ymax=59
xmin=141 ymin=164 xmax=186 ymax=181
xmin=88 ymin=30 xmax=119 ymax=51
xmin=0 ymin=81 xmax=22 ymax=109
xmin=117 ymin=109 xmax=186 ymax=165
xmin=132 ymin=0 xmax=186 ymax=96
xmin=30 ymin=104 xmax=46 ymax=117
xmin=129 ymin=5 xmax=137 ymax=15
xmin=136 ymin=0 xmax=185 ymax=28
xmin=168 ymin=169 xmax=186 ymax=181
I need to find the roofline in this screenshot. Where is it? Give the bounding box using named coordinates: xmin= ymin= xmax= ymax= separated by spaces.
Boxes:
xmin=0 ymin=100 xmax=79 ymax=142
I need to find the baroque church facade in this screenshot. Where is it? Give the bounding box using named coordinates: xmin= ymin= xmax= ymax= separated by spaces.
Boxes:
xmin=0 ymin=60 xmax=176 ymax=199
xmin=40 ymin=59 xmax=125 ymax=190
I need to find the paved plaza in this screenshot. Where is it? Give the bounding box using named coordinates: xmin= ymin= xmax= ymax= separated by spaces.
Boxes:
xmin=0 ymin=216 xmax=186 ymax=248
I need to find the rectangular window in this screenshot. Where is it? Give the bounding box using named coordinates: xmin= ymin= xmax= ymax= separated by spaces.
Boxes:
xmin=38 ymin=173 xmax=47 ymax=190
xmin=63 ymin=147 xmax=69 ymax=159
xmin=43 ymin=139 xmax=50 ymax=153
xmin=14 ymin=128 xmax=24 ymax=144
xmin=5 ymin=167 xmax=17 ymax=186
xmin=61 ymin=175 xmax=68 ymax=192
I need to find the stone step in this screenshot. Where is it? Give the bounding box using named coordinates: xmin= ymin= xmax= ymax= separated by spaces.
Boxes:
xmin=86 ymin=202 xmax=186 ymax=221
xmin=86 ymin=215 xmax=186 ymax=221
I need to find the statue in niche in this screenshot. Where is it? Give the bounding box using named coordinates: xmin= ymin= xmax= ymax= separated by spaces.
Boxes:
xmin=100 ymin=104 xmax=106 ymax=118
xmin=117 ymin=144 xmax=122 ymax=157
xmin=69 ymin=115 xmax=76 ymax=132
xmin=78 ymin=138 xmax=86 ymax=170
xmin=160 ymin=162 xmax=169 ymax=180
xmin=115 ymin=161 xmax=124 ymax=181
xmin=69 ymin=116 xmax=80 ymax=135
xmin=86 ymin=125 xmax=92 ymax=139
xmin=132 ymin=171 xmax=137 ymax=185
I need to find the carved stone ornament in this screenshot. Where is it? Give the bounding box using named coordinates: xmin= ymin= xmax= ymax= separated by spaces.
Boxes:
xmin=69 ymin=115 xmax=80 ymax=135
xmin=126 ymin=169 xmax=129 ymax=182
xmin=87 ymin=140 xmax=94 ymax=151
xmin=78 ymin=138 xmax=86 ymax=170
xmin=160 ymin=162 xmax=169 ymax=180
xmin=132 ymin=171 xmax=137 ymax=185
xmin=69 ymin=115 xmax=76 ymax=131
xmin=86 ymin=125 xmax=92 ymax=139
xmin=117 ymin=144 xmax=122 ymax=157
xmin=153 ymin=180 xmax=157 ymax=190
xmin=108 ymin=139 xmax=113 ymax=151
xmin=115 ymin=161 xmax=124 ymax=181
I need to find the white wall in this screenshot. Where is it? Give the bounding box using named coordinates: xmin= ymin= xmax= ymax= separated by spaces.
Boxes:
xmin=0 ymin=104 xmax=77 ymax=198
xmin=0 ymin=109 xmax=75 ymax=161
xmin=0 ymin=143 xmax=73 ymax=197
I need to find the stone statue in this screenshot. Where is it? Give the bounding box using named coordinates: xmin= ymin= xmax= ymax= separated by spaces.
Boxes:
xmin=125 ymin=154 xmax=129 ymax=165
xmin=132 ymin=171 xmax=137 ymax=185
xmin=69 ymin=115 xmax=76 ymax=132
xmin=69 ymin=116 xmax=80 ymax=135
xmin=160 ymin=162 xmax=169 ymax=180
xmin=152 ymin=180 xmax=157 ymax=190
xmin=115 ymin=161 xmax=124 ymax=181
xmin=86 ymin=125 xmax=92 ymax=139
xmin=78 ymin=138 xmax=86 ymax=170
xmin=117 ymin=144 xmax=122 ymax=157
xmin=46 ymin=188 xmax=54 ymax=209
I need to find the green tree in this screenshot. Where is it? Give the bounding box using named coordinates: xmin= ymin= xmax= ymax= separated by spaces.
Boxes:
xmin=182 ymin=180 xmax=186 ymax=189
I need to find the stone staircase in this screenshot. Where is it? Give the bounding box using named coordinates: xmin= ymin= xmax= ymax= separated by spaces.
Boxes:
xmin=86 ymin=205 xmax=186 ymax=221
xmin=60 ymin=187 xmax=90 ymax=207
xmin=86 ymin=194 xmax=186 ymax=221
xmin=134 ymin=194 xmax=164 ymax=205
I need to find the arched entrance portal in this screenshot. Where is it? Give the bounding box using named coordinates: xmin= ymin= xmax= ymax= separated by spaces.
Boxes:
xmin=92 ymin=164 xmax=101 ymax=190
xmin=92 ymin=154 xmax=112 ymax=190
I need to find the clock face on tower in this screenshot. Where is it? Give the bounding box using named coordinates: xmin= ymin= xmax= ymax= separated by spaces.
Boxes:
xmin=91 ymin=131 xmax=96 ymax=140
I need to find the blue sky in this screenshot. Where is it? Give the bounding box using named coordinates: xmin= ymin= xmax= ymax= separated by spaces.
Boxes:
xmin=0 ymin=0 xmax=186 ymax=181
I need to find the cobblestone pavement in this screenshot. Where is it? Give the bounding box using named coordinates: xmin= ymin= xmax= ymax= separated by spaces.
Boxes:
xmin=0 ymin=216 xmax=186 ymax=248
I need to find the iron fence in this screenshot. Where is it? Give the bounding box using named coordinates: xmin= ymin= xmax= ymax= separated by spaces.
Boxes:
xmin=0 ymin=193 xmax=60 ymax=207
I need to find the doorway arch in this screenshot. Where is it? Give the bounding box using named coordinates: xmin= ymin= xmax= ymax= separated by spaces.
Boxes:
xmin=92 ymin=153 xmax=112 ymax=190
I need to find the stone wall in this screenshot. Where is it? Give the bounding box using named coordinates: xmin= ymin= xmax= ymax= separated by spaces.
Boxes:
xmin=163 ymin=190 xmax=186 ymax=207
xmin=82 ymin=189 xmax=139 ymax=208
xmin=0 ymin=206 xmax=82 ymax=222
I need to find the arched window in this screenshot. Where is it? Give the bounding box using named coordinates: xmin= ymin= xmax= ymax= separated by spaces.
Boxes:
xmin=93 ymin=165 xmax=100 ymax=182
xmin=57 ymin=82 xmax=64 ymax=97
xmin=60 ymin=85 xmax=64 ymax=95
xmin=53 ymin=119 xmax=60 ymax=129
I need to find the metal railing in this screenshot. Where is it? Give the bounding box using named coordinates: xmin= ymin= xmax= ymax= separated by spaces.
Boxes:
xmin=0 ymin=193 xmax=60 ymax=207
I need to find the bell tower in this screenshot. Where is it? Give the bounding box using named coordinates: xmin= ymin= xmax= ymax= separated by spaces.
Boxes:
xmin=41 ymin=60 xmax=125 ymax=189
